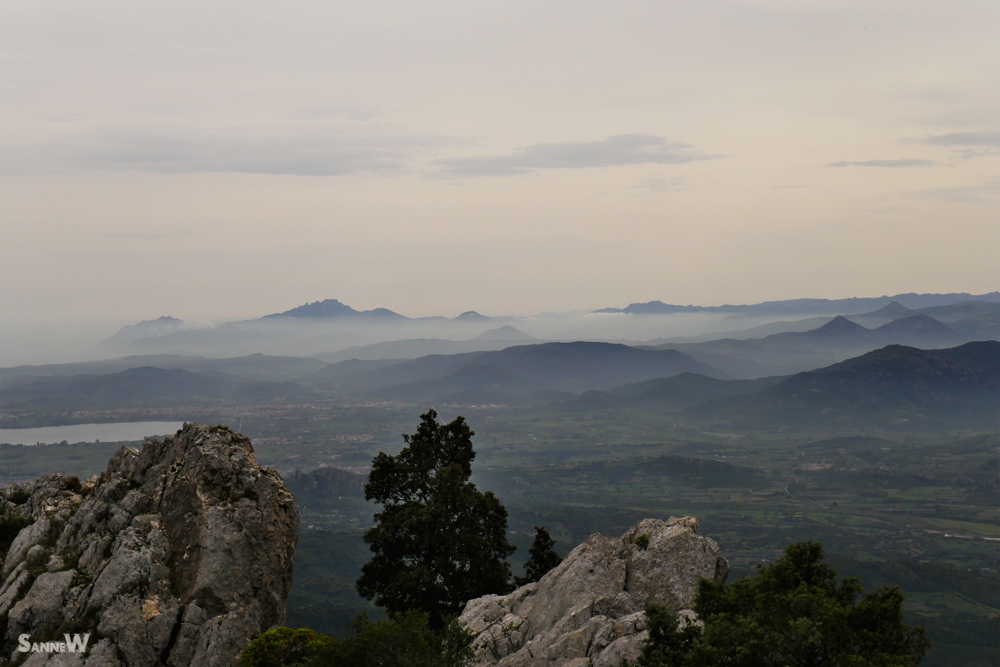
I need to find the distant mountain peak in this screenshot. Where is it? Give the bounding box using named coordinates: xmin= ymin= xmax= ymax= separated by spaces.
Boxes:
xmin=262 ymin=299 xmax=407 ymax=321
xmin=595 ymin=301 xmax=701 ymax=315
xmin=877 ymin=314 xmax=953 ymax=334
xmin=813 ymin=316 xmax=869 ymax=336
xmin=264 ymin=299 xmax=358 ymax=319
xmin=862 ymin=301 xmax=912 ymax=318
xmin=97 ymin=316 xmax=187 ymax=351
xmin=454 ymin=311 xmax=492 ymax=321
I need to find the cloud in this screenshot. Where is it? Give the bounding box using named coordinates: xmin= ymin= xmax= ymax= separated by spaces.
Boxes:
xmin=433 ymin=135 xmax=720 ymax=176
xmin=902 ymin=179 xmax=1000 ymax=205
xmin=920 ymin=131 xmax=1000 ymax=148
xmin=825 ymin=159 xmax=937 ymax=168
xmin=632 ymin=177 xmax=690 ymax=193
xmin=917 ymin=130 xmax=1000 ymax=159
xmin=7 ymin=125 xmax=462 ymax=176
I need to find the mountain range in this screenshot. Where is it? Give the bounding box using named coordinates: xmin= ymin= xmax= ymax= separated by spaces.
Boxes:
xmin=647 ymin=306 xmax=999 ymax=378
xmin=683 ymin=341 xmax=999 ymax=430
xmin=597 ymin=292 xmax=1000 ymax=316
xmin=91 ymin=293 xmax=1000 ymax=361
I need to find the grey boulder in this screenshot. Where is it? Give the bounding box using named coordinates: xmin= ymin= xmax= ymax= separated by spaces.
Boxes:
xmin=459 ymin=517 xmax=727 ymax=667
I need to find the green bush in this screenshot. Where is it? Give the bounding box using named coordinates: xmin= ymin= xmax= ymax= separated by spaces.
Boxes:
xmin=241 ymin=627 xmax=331 ymax=667
xmin=241 ymin=612 xmax=473 ymax=667
xmin=0 ymin=510 xmax=34 ymax=559
xmin=633 ymin=541 xmax=930 ymax=667
xmin=7 ymin=486 xmax=31 ymax=505
xmin=309 ymin=610 xmax=473 ymax=667
xmin=635 ymin=534 xmax=650 ymax=550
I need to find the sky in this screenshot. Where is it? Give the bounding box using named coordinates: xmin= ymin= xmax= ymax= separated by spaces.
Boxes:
xmin=2 ymin=0 xmax=998 ymax=354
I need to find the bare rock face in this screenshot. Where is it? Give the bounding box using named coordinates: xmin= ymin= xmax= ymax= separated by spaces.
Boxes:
xmin=0 ymin=423 xmax=299 ymax=667
xmin=459 ymin=517 xmax=728 ymax=667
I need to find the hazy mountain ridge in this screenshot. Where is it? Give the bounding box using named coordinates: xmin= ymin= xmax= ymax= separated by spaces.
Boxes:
xmin=96 ymin=315 xmax=186 ymax=350
xmin=89 ymin=293 xmax=1000 ymax=362
xmin=0 ymin=366 xmax=320 ymax=407
xmin=358 ymin=342 xmax=719 ymax=403
xmin=651 ymin=309 xmax=992 ymax=379
xmin=0 ymin=353 xmax=331 ymax=389
xmin=684 ymin=341 xmax=1000 ymax=429
xmin=598 ymin=292 xmax=1000 ymax=316
xmin=4 ymin=308 xmax=996 ymax=429
xmin=1 ymin=341 xmax=716 ymax=408
xmin=314 ymin=326 xmax=538 ymax=363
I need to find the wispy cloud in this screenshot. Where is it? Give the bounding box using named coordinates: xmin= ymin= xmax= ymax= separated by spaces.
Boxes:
xmin=825 ymin=158 xmax=937 ymax=168
xmin=433 ymin=135 xmax=720 ymax=176
xmin=920 ymin=131 xmax=1000 ymax=148
xmin=916 ymin=130 xmax=1000 ymax=159
xmin=632 ymin=177 xmax=690 ymax=193
xmin=902 ymin=179 xmax=1000 ymax=205
xmin=6 ymin=124 xmax=463 ymax=176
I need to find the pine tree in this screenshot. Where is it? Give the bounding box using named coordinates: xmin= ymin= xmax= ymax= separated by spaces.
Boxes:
xmin=515 ymin=526 xmax=562 ymax=586
xmin=356 ymin=410 xmax=516 ymax=629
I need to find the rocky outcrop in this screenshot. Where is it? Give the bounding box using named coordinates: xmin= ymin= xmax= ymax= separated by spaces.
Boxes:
xmin=0 ymin=423 xmax=299 ymax=667
xmin=459 ymin=517 xmax=727 ymax=667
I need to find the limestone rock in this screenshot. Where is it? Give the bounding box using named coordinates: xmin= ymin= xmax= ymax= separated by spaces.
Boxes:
xmin=459 ymin=517 xmax=727 ymax=667
xmin=0 ymin=423 xmax=299 ymax=667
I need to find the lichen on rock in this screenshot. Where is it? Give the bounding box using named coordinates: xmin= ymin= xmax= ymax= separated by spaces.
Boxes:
xmin=459 ymin=516 xmax=728 ymax=667
xmin=0 ymin=423 xmax=299 ymax=667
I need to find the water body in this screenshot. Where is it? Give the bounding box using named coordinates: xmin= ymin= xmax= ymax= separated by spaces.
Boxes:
xmin=0 ymin=422 xmax=185 ymax=446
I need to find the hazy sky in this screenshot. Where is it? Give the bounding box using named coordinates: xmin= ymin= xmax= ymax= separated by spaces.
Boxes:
xmin=2 ymin=1 xmax=998 ymax=342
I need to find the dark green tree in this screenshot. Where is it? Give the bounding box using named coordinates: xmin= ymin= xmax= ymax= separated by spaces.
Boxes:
xmin=635 ymin=541 xmax=930 ymax=667
xmin=356 ymin=409 xmax=516 ymax=629
xmin=515 ymin=526 xmax=562 ymax=586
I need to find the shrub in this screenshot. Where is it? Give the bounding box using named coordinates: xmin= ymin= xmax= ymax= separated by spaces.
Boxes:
xmin=309 ymin=611 xmax=473 ymax=667
xmin=0 ymin=510 xmax=34 ymax=559
xmin=241 ymin=627 xmax=331 ymax=667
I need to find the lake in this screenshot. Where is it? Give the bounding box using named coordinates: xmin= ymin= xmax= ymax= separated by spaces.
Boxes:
xmin=0 ymin=422 xmax=186 ymax=446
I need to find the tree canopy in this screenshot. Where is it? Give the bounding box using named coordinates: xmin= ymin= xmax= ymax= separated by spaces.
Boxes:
xmin=356 ymin=409 xmax=516 ymax=629
xmin=635 ymin=541 xmax=930 ymax=667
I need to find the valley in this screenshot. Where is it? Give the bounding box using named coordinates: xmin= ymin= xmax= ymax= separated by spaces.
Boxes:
xmin=1 ymin=296 xmax=997 ymax=665
xmin=2 ymin=400 xmax=997 ymax=664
